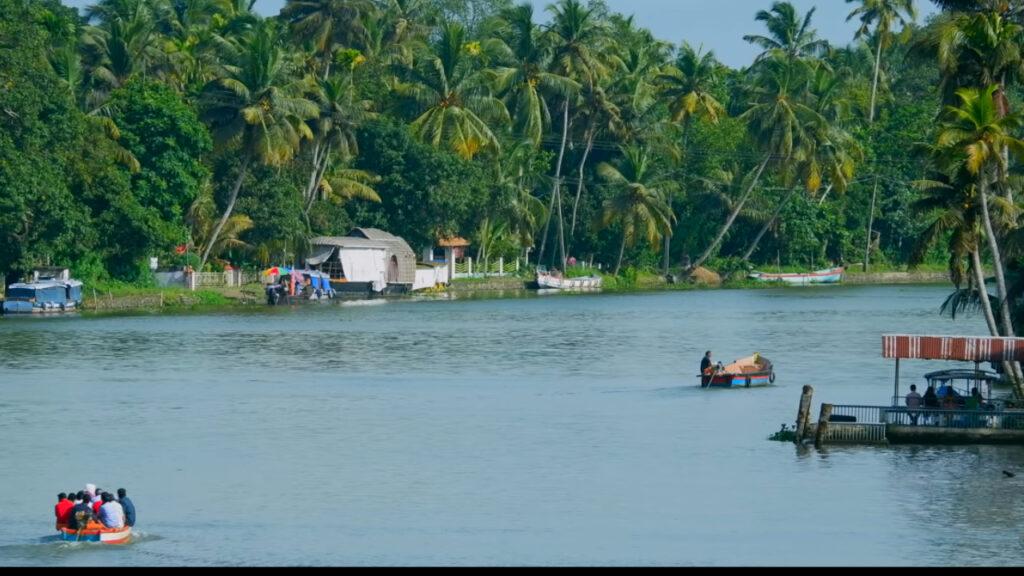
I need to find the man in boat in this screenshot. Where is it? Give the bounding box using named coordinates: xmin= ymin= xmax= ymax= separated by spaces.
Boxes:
xmin=54 ymin=493 xmax=73 ymax=529
xmin=67 ymin=492 xmax=96 ymax=531
xmin=117 ymin=488 xmax=136 ymax=528
xmin=700 ymin=351 xmax=713 ymax=387
xmin=98 ymin=493 xmax=125 ymax=529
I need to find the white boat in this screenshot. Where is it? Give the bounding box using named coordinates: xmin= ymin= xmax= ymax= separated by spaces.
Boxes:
xmin=749 ymin=267 xmax=844 ymax=286
xmin=535 ymin=270 xmax=603 ymax=290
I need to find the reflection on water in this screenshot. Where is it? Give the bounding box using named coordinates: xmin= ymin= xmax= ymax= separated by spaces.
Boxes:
xmin=2 ymin=286 xmax=1024 ymax=566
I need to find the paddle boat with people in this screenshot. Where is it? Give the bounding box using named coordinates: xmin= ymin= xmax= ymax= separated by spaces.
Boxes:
xmin=53 ymin=485 xmax=136 ymax=545
xmin=701 ymin=353 xmax=775 ymax=388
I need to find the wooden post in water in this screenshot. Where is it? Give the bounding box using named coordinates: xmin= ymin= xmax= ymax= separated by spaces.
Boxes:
xmin=814 ymin=403 xmax=833 ymax=449
xmin=795 ymin=386 xmax=814 ymax=443
xmin=894 ymin=358 xmax=900 ymax=406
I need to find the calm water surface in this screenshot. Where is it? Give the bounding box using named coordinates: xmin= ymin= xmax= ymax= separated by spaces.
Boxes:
xmin=2 ymin=285 xmax=1023 ymax=566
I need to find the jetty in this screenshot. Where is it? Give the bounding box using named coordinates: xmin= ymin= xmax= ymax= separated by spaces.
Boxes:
xmin=794 ymin=335 xmax=1024 ymax=447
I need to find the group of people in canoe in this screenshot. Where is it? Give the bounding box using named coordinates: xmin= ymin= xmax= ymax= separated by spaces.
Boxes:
xmin=54 ymin=484 xmax=136 ymax=532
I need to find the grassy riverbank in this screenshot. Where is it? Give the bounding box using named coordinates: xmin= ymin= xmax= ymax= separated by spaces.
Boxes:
xmin=80 ymin=282 xmax=263 ymax=312
xmin=31 ymin=264 xmax=954 ymax=315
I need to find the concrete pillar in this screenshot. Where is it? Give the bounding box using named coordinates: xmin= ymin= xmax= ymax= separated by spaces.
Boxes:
xmin=499 ymin=257 xmax=504 ymax=276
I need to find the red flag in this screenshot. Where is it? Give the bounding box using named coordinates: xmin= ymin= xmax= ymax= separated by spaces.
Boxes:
xmin=175 ymin=244 xmax=187 ymax=255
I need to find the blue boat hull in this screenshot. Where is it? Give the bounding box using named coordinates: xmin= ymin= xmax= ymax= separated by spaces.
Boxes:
xmin=57 ymin=525 xmax=131 ymax=544
xmin=707 ymin=373 xmax=773 ymax=388
xmin=2 ymin=300 xmax=80 ymax=314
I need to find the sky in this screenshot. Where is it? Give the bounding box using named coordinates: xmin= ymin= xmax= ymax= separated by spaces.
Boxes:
xmin=61 ymin=0 xmax=940 ymax=69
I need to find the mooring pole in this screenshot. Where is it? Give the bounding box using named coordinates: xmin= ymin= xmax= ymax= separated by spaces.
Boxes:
xmin=893 ymin=358 xmax=900 ymax=406
xmin=795 ymin=385 xmax=814 ymax=443
xmin=814 ymin=403 xmax=833 ymax=450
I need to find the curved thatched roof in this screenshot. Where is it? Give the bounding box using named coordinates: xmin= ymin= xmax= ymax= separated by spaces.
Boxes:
xmin=311 ymin=228 xmax=417 ymax=285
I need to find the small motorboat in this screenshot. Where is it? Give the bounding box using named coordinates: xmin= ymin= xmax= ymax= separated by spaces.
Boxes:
xmin=701 ymin=354 xmax=775 ymax=388
xmin=749 ymin=267 xmax=844 ymax=286
xmin=57 ymin=523 xmax=131 ymax=544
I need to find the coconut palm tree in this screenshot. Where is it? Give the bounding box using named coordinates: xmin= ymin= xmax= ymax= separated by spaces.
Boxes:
xmin=155 ymin=0 xmax=236 ymax=97
xmin=912 ymin=171 xmax=1001 ymax=338
xmin=741 ymin=60 xmax=860 ymax=263
xmin=80 ymin=0 xmax=161 ymax=108
xmin=496 ymin=140 xmax=549 ymax=261
xmin=933 ymin=85 xmax=1024 ymax=340
xmin=743 ymin=1 xmax=830 ymax=63
xmin=281 ymin=0 xmax=376 ymax=77
xmin=569 ymin=81 xmax=621 ymax=240
xmin=199 ymin=20 xmax=318 ymax=270
xmin=606 ymin=16 xmax=670 ymax=142
xmin=846 ymin=0 xmax=917 ymax=124
xmin=361 ymin=0 xmax=430 ymax=69
xmin=597 ymin=145 xmax=675 ymax=275
xmin=188 ymin=184 xmax=254 ymax=265
xmin=302 ymin=67 xmax=373 ymax=220
xmin=657 ymin=43 xmax=724 ymax=140
xmin=393 ymin=21 xmax=508 ymax=160
xmin=910 ymin=164 xmax=1024 ymax=394
xmin=656 ymin=42 xmax=725 ymax=274
xmin=537 ymin=0 xmax=609 ymax=270
xmin=490 ymin=3 xmax=578 ymax=147
xmin=691 ymin=56 xmax=823 ymax=271
xmin=916 ymin=9 xmax=1023 ymax=113
xmin=317 ymin=166 xmax=381 ymax=206
xmin=741 ymin=123 xmax=860 ymax=263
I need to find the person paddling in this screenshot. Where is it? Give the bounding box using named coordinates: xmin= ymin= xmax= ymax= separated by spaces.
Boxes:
xmin=700 ymin=351 xmax=713 ymax=387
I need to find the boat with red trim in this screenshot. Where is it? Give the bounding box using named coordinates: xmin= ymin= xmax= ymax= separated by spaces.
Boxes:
xmin=701 ymin=354 xmax=775 ymax=388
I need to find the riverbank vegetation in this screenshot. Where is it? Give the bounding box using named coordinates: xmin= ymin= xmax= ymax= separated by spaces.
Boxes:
xmin=5 ymin=1 xmax=1024 ymax=362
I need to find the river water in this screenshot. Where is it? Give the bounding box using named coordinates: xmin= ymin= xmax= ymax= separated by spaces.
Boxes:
xmin=2 ymin=285 xmax=1023 ymax=566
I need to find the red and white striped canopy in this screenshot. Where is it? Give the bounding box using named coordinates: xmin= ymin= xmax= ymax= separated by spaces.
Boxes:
xmin=882 ymin=335 xmax=1024 ymax=362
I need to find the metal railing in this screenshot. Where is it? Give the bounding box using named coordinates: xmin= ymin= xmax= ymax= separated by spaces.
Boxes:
xmin=829 ymin=405 xmax=886 ymax=424
xmin=452 ymin=257 xmax=520 ymax=278
xmin=192 ymin=270 xmax=259 ymax=288
xmin=826 ymin=423 xmax=888 ymax=443
xmin=881 ymin=407 xmax=1024 ymax=430
xmin=822 ymin=405 xmax=889 ymax=444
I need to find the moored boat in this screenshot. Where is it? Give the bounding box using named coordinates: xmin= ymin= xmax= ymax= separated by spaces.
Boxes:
xmin=57 ymin=524 xmax=131 ymax=544
xmin=749 ymin=267 xmax=844 ymax=286
xmin=2 ymin=278 xmax=83 ymax=314
xmin=534 ymin=269 xmax=603 ymax=290
xmin=701 ymin=354 xmax=775 ymax=388
xmin=264 ymin=267 xmax=339 ymax=305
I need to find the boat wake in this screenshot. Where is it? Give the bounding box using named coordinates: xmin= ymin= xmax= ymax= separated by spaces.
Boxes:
xmin=339 ymin=299 xmax=389 ymax=307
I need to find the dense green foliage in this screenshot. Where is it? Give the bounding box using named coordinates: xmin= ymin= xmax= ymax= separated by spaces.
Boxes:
xmin=2 ymin=0 xmax=1024 ymax=298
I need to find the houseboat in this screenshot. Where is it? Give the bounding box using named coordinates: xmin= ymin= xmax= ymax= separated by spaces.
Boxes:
xmin=307 ymin=228 xmax=418 ymax=296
